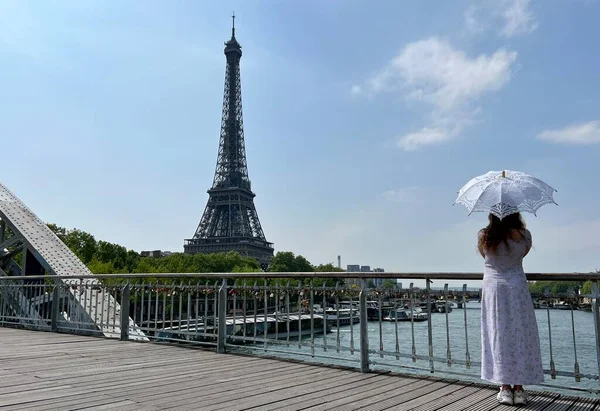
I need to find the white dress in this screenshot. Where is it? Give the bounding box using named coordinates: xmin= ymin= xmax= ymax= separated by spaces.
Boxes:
xmin=480 ymin=229 xmax=544 ymax=385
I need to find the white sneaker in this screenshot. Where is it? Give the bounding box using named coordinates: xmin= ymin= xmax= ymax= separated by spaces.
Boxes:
xmin=497 ymin=389 xmax=514 ymax=405
xmin=513 ymin=389 xmax=528 ymax=405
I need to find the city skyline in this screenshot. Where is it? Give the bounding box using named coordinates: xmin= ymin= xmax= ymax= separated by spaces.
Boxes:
xmin=1 ymin=1 xmax=599 ymax=282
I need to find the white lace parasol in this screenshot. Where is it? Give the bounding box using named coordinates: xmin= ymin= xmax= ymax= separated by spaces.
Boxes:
xmin=454 ymin=170 xmax=558 ymax=219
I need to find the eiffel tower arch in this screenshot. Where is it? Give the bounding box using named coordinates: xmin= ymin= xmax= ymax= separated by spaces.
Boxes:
xmin=0 ymin=182 xmax=146 ymax=340
xmin=184 ymin=16 xmax=274 ymax=265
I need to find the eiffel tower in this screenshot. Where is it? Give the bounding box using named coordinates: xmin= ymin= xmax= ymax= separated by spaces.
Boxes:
xmin=184 ymin=15 xmax=274 ymax=265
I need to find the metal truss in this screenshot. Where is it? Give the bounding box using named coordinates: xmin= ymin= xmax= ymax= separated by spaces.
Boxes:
xmin=0 ymin=182 xmax=146 ymax=340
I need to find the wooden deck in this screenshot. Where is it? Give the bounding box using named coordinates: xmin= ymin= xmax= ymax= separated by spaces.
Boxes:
xmin=0 ymin=328 xmax=597 ymax=411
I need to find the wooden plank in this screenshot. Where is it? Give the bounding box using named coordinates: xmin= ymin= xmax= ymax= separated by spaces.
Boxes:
xmin=0 ymin=380 xmax=70 ymax=396
xmin=508 ymin=391 xmax=561 ymax=411
xmin=10 ymin=396 xmax=140 ymax=411
xmin=246 ymin=374 xmax=398 ymax=411
xmin=300 ymin=378 xmax=437 ymax=411
xmin=568 ymin=397 xmax=599 ymax=411
xmin=97 ymin=360 xmax=319 ymax=401
xmin=156 ymin=368 xmax=364 ymax=409
xmin=154 ymin=367 xmax=351 ymax=410
xmin=346 ymin=380 xmax=454 ymax=411
xmin=542 ymin=396 xmax=579 ymax=411
xmin=0 ymin=375 xmax=40 ymax=387
xmin=1 ymin=327 xmax=596 ymax=411
xmin=14 ymin=364 xmax=318 ymax=410
xmin=0 ymin=385 xmax=92 ymax=408
xmin=386 ymin=382 xmax=474 ymax=411
xmin=16 ymin=361 xmax=324 ymax=411
xmin=4 ymin=360 xmax=306 ymax=411
xmin=434 ymin=387 xmax=498 ymax=411
xmin=9 ymin=359 xmax=312 ymax=411
xmin=69 ymin=400 xmax=139 ymax=410
xmin=33 ymin=353 xmax=248 ymax=380
xmin=407 ymin=385 xmax=485 ymax=411
xmin=187 ymin=371 xmax=384 ymax=411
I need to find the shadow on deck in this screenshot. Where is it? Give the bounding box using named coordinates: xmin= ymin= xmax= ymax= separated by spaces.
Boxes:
xmin=0 ymin=328 xmax=597 ymax=411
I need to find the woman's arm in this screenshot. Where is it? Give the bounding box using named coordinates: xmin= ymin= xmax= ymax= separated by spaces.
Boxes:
xmin=523 ymin=229 xmax=532 ymax=257
xmin=477 ymin=230 xmax=485 ymax=258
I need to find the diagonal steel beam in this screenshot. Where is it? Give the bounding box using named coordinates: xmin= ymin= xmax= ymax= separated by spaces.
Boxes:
xmin=0 ymin=233 xmax=24 ymax=253
xmin=0 ymin=182 xmax=147 ymax=340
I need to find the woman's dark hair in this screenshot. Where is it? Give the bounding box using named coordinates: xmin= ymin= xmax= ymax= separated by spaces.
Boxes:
xmin=478 ymin=212 xmax=526 ymax=253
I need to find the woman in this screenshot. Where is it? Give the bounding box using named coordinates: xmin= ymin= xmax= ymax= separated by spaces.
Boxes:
xmin=478 ymin=212 xmax=544 ymax=406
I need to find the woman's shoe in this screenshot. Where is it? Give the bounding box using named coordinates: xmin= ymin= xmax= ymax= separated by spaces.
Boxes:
xmin=497 ymin=389 xmax=514 ymax=405
xmin=513 ymin=389 xmax=528 ymax=405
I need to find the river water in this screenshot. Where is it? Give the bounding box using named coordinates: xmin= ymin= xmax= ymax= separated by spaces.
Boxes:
xmin=236 ymin=304 xmax=599 ymax=396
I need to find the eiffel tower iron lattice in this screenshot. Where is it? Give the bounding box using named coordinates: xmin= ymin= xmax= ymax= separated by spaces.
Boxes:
xmin=184 ymin=16 xmax=274 ymax=264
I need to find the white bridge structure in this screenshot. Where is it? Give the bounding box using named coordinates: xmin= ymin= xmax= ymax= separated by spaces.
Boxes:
xmin=0 ymin=182 xmax=146 ymax=340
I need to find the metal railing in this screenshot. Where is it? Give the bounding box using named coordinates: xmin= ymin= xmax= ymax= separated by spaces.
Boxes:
xmin=1 ymin=271 xmax=599 ymax=395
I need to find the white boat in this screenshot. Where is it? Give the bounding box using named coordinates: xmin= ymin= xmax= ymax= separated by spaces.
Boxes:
xmin=155 ymin=313 xmax=330 ymax=344
xmin=324 ymin=308 xmax=360 ymax=326
xmin=383 ymin=308 xmax=428 ymax=322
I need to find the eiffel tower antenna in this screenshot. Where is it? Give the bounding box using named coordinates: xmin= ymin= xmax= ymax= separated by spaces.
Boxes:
xmin=184 ymin=16 xmax=274 ymax=264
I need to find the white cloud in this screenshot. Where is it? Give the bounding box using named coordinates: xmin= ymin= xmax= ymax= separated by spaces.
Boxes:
xmin=382 ymin=187 xmax=424 ymax=203
xmin=350 ymin=84 xmax=362 ymax=95
xmin=537 ymin=121 xmax=600 ymax=145
xmin=391 ymin=38 xmax=516 ymax=111
xmin=397 ymin=128 xmax=449 ymax=151
xmin=355 ymin=37 xmax=517 ymax=150
xmin=501 ymin=0 xmax=538 ymax=37
xmin=464 ymin=0 xmax=537 ymax=38
xmin=464 ymin=5 xmax=486 ymax=35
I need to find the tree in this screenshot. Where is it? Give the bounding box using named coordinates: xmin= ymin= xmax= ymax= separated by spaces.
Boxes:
xmin=45 ymin=225 xmax=344 ymax=286
xmin=382 ymin=279 xmax=396 ymax=289
xmin=268 ymin=252 xmax=313 ymax=272
xmin=47 ymin=223 xmax=140 ymax=272
xmin=582 ymin=280 xmax=593 ymax=295
xmin=312 ymin=263 xmax=344 ymax=287
xmin=529 ymin=280 xmax=583 ymax=295
xmin=63 ymin=228 xmax=97 ymax=264
xmin=314 ymin=263 xmax=343 ymax=273
xmin=132 ymin=251 xmax=259 ymax=276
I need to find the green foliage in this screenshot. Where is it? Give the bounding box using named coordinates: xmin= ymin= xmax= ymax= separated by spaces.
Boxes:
xmin=528 ymin=281 xmax=583 ymax=295
xmin=382 ymin=279 xmax=396 ymax=289
xmin=582 ymin=280 xmax=593 ymax=295
xmin=48 ymin=224 xmax=97 ymax=264
xmin=45 ymin=225 xmax=347 ymax=288
xmin=268 ymin=251 xmax=312 ymax=272
xmin=46 ymin=224 xmax=260 ymax=277
xmin=266 ymin=252 xmax=344 ymax=287
xmin=133 ymin=251 xmax=260 ymax=275
xmin=314 ymin=263 xmax=343 ymax=273
xmin=313 ymin=263 xmax=344 ymax=287
xmin=47 ymin=223 xmax=140 ymax=272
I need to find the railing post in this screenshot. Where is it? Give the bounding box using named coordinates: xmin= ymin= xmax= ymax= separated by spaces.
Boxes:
xmin=426 ymin=278 xmax=434 ymax=373
xmin=217 ymin=278 xmax=227 ymax=353
xmin=120 ymin=281 xmax=130 ymax=341
xmin=359 ymin=279 xmax=370 ymax=373
xmin=51 ymin=283 xmax=60 ymax=332
xmin=592 ymin=281 xmax=600 ymax=386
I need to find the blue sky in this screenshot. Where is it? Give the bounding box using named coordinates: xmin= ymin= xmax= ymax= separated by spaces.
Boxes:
xmin=1 ymin=0 xmax=599 ymax=280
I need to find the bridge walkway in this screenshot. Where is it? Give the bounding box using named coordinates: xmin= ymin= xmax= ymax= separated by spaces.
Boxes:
xmin=0 ymin=328 xmax=597 ymax=411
